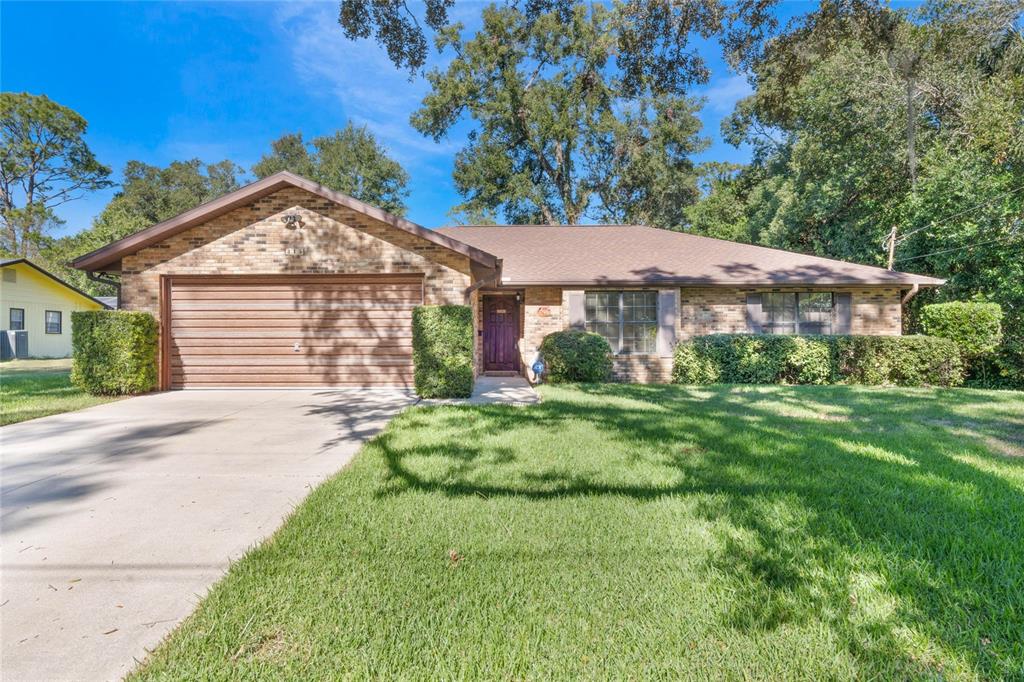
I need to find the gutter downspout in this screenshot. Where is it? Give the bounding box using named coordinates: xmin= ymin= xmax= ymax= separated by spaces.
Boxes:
xmin=87 ymin=271 xmax=121 ymax=308
xmin=901 ymin=283 xmax=920 ymax=305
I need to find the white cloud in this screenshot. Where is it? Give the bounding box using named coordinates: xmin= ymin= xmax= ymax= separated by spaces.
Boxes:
xmin=699 ymin=74 xmax=753 ymax=114
xmin=275 ymin=2 xmax=462 ymax=167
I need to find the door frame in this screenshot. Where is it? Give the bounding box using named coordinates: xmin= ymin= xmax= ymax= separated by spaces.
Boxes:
xmin=481 ymin=293 xmax=521 ymax=373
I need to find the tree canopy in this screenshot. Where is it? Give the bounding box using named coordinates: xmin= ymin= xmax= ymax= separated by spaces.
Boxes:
xmin=251 ymin=124 xmax=409 ymax=215
xmin=422 ymin=3 xmax=713 ymax=224
xmin=693 ymin=0 xmax=1024 ymax=385
xmin=1 ymin=92 xmax=112 ymax=256
xmin=41 ymin=159 xmax=242 ymax=294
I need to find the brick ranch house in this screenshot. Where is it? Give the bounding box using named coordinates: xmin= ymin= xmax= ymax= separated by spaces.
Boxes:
xmin=73 ymin=171 xmax=944 ymax=389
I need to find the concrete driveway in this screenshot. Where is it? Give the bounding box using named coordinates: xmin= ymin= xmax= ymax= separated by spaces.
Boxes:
xmin=1 ymin=389 xmax=415 ymax=681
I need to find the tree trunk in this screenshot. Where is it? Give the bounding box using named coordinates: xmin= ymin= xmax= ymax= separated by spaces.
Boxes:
xmin=906 ymin=74 xmax=917 ymax=189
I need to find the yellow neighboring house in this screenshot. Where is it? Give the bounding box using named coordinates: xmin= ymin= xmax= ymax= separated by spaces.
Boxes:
xmin=1 ymin=258 xmax=110 ymax=358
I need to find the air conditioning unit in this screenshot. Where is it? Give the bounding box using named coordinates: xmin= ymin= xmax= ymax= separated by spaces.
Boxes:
xmin=1 ymin=330 xmax=28 ymax=361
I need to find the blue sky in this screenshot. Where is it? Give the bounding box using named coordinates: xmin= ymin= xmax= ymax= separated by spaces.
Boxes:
xmin=2 ymin=1 xmax=788 ymax=236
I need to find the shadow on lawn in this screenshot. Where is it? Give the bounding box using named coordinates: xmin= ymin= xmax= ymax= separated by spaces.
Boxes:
xmin=372 ymin=384 xmax=1024 ymax=679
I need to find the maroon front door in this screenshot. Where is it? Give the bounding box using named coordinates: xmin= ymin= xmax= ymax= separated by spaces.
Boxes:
xmin=483 ymin=296 xmax=520 ymax=372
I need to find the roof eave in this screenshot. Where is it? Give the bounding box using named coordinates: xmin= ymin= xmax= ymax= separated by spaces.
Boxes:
xmin=72 ymin=172 xmax=498 ymax=271
xmin=498 ymin=278 xmax=946 ymax=287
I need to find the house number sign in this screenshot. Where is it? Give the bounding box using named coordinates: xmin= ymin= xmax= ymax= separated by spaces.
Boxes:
xmin=284 ymin=246 xmax=307 ymax=256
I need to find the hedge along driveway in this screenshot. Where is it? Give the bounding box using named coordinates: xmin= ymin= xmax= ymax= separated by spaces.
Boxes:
xmin=130 ymin=384 xmax=1024 ymax=680
xmin=71 ymin=310 xmax=158 ymax=394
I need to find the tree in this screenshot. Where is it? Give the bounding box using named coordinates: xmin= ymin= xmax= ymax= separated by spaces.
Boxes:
xmin=337 ymin=1 xmax=902 ymax=226
xmin=405 ymin=3 xmax=710 ymax=224
xmin=252 ymin=125 xmax=409 ymax=215
xmin=719 ymin=0 xmax=1024 ymax=385
xmin=338 ymin=0 xmax=786 ymax=79
xmin=684 ymin=162 xmax=750 ymax=241
xmin=0 ymin=92 xmax=112 ymax=256
xmin=40 ymin=159 xmax=242 ymax=294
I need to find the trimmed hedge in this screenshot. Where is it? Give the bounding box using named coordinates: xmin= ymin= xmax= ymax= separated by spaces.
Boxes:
xmin=672 ymin=334 xmax=965 ymax=387
xmin=412 ymin=305 xmax=474 ymax=398
xmin=71 ymin=310 xmax=159 ymax=395
xmin=539 ymin=330 xmax=612 ymax=383
xmin=920 ymin=301 xmax=1003 ymax=358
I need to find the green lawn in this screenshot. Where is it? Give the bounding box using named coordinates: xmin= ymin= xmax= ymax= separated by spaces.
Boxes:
xmin=0 ymin=358 xmax=117 ymax=426
xmin=133 ymin=384 xmax=1024 ymax=680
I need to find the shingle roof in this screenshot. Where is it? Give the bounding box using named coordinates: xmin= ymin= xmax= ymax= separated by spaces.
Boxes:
xmin=434 ymin=225 xmax=945 ymax=287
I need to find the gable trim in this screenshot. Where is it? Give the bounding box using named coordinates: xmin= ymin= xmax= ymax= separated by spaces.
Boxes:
xmin=71 ymin=171 xmax=499 ymax=272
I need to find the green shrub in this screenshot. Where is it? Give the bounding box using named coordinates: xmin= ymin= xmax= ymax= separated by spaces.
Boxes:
xmin=71 ymin=310 xmax=159 ymax=395
xmin=920 ymin=301 xmax=1003 ymax=358
xmin=782 ymin=336 xmax=834 ymax=385
xmin=832 ymin=335 xmax=965 ymax=387
xmin=670 ymin=342 xmax=719 ymax=384
xmin=539 ymin=330 xmax=612 ymax=383
xmin=412 ymin=305 xmax=474 ymax=398
xmin=672 ymin=334 xmax=964 ymax=387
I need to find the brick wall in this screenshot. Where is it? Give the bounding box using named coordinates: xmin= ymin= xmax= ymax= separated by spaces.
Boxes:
xmin=120 ymin=187 xmax=473 ymax=323
xmin=521 ymin=287 xmax=563 ymax=371
xmin=679 ymin=286 xmax=902 ymax=338
xmin=510 ymin=285 xmax=903 ymax=383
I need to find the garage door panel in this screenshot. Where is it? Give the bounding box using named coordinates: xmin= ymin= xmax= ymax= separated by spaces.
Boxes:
xmin=170 ymin=329 xmax=412 ymax=339
xmin=171 ymin=371 xmax=413 ymax=383
xmin=171 ymin=290 xmax=420 ymax=302
xmin=176 ymin=342 xmax=411 ymax=352
xmin=171 ymin=309 xmax=407 ymax=320
xmin=170 ymin=301 xmax=417 ymax=312
xmin=172 ymin=338 xmax=411 ymax=350
xmin=170 ymin=318 xmax=411 ymax=330
xmin=168 ymin=275 xmax=422 ymax=388
xmin=172 ymin=356 xmax=413 ymax=367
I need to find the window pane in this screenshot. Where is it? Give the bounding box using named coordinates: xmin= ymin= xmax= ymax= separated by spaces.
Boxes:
xmin=622 ymin=291 xmax=657 ymax=323
xmin=798 ymin=293 xmax=833 ymax=335
xmin=585 ymin=292 xmax=620 ymax=353
xmin=9 ymin=308 xmax=24 ymax=331
xmin=763 ymin=293 xmax=796 ymax=334
xmin=622 ymin=322 xmax=657 ymax=353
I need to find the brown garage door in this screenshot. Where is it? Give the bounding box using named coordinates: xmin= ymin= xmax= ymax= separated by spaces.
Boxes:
xmin=166 ymin=274 xmax=422 ymax=388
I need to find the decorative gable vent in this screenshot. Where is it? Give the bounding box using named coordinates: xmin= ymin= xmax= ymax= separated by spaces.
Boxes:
xmin=2 ymin=268 xmax=15 ymax=283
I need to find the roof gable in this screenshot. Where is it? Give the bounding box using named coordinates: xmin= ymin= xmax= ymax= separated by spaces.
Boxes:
xmin=1 ymin=259 xmax=110 ymax=308
xmin=72 ymin=172 xmax=498 ymax=272
xmin=435 ymin=225 xmax=945 ymax=287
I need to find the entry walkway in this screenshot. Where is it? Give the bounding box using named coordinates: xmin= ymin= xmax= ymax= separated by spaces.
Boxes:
xmin=420 ymin=375 xmax=541 ymax=406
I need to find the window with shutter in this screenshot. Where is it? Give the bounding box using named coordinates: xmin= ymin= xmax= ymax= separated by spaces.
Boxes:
xmin=760 ymin=293 xmax=836 ymax=335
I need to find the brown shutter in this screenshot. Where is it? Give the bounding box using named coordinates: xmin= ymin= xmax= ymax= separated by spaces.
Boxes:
xmin=657 ymin=289 xmax=677 ymax=357
xmin=746 ymin=293 xmax=764 ymax=333
xmin=567 ymin=290 xmax=585 ymax=330
xmin=834 ymin=293 xmax=852 ymax=334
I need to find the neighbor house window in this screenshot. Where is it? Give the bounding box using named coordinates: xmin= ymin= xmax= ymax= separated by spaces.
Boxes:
xmin=762 ymin=293 xmax=834 ymax=335
xmin=585 ymin=291 xmax=657 ymax=353
xmin=45 ymin=310 xmax=62 ymax=334
xmin=9 ymin=308 xmax=24 ymax=331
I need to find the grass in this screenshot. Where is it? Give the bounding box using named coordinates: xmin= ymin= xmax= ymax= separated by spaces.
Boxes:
xmin=132 ymin=384 xmax=1024 ymax=680
xmin=0 ymin=358 xmax=117 ymax=426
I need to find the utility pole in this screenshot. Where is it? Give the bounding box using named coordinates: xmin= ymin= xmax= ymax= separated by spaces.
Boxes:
xmin=887 ymin=225 xmax=898 ymax=270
